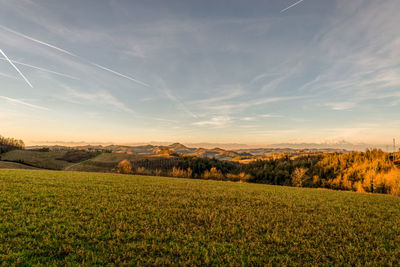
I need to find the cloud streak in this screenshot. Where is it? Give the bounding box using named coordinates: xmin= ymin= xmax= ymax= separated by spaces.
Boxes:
xmin=0 ymin=95 xmax=49 ymax=110
xmin=157 ymin=79 xmax=198 ymax=119
xmin=0 ymin=72 xmax=17 ymax=80
xmin=0 ymin=57 xmax=79 ymax=80
xmin=0 ymin=48 xmax=33 ymax=88
xmin=60 ymin=85 xmax=136 ymax=114
xmin=193 ymin=116 xmax=231 ymax=127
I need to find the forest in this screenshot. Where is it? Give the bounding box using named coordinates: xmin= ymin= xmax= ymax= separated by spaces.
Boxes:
xmin=120 ymin=149 xmax=400 ymax=196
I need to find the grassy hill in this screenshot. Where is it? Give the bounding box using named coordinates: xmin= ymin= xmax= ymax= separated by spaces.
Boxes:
xmin=0 ymin=169 xmax=399 ymax=265
xmin=64 ymin=152 xmax=138 ymax=172
xmin=0 ymin=161 xmax=38 ymax=170
xmin=0 ymin=150 xmax=74 ymax=170
xmin=0 ymin=150 xmax=101 ymax=170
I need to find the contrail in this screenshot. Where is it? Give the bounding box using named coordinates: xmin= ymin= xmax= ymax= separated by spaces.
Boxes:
xmin=281 ymin=0 xmax=305 ymax=13
xmin=0 ymin=24 xmax=150 ymax=87
xmin=90 ymin=63 xmax=150 ymax=87
xmin=0 ymin=95 xmax=49 ymax=110
xmin=0 ymin=24 xmax=77 ymax=57
xmin=0 ymin=58 xmax=79 ymax=80
xmin=158 ymin=80 xmax=198 ymax=119
xmin=0 ymin=49 xmax=33 ymax=88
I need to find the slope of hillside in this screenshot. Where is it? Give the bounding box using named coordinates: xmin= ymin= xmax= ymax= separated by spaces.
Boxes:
xmin=0 ymin=161 xmax=38 ymax=170
xmin=64 ymin=152 xmax=138 ymax=172
xmin=0 ymin=150 xmax=73 ymax=170
xmin=0 ymin=169 xmax=399 ymax=265
xmin=66 ymin=153 xmax=179 ymax=173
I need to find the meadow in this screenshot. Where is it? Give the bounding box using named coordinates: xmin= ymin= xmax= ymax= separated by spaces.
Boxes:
xmin=1 ymin=169 xmax=399 ymax=265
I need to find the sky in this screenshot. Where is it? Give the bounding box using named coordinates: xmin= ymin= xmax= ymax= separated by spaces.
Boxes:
xmin=0 ymin=0 xmax=399 ymax=146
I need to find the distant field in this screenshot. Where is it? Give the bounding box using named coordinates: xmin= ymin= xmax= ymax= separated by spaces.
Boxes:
xmin=64 ymin=152 xmax=137 ymax=172
xmin=0 ymin=150 xmax=73 ymax=170
xmin=0 ymin=169 xmax=399 ymax=265
xmin=0 ymin=150 xmax=176 ymax=174
xmin=0 ymin=161 xmax=38 ymax=170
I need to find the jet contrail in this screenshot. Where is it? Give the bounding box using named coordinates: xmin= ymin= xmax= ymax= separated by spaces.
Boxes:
xmin=0 ymin=25 xmax=77 ymax=57
xmin=90 ymin=63 xmax=150 ymax=87
xmin=0 ymin=49 xmax=33 ymax=88
xmin=0 ymin=24 xmax=150 ymax=87
xmin=0 ymin=58 xmax=79 ymax=80
xmin=0 ymin=95 xmax=49 ymax=110
xmin=281 ymin=0 xmax=305 ymax=13
xmin=158 ymin=80 xmax=198 ymax=119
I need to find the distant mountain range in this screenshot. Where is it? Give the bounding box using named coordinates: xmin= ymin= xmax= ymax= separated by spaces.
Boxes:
xmin=29 ymin=140 xmax=395 ymax=152
xmin=27 ymin=142 xmax=352 ymax=160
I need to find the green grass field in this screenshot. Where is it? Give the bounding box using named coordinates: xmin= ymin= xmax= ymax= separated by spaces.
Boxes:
xmin=0 ymin=169 xmax=399 ymax=265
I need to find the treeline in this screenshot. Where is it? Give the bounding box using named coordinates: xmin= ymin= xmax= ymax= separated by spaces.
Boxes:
xmin=242 ymin=150 xmax=400 ymax=195
xmin=0 ymin=135 xmax=25 ymax=154
xmin=117 ymin=150 xmax=400 ymax=196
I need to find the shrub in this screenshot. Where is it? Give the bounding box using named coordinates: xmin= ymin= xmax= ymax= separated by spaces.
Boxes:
xmin=154 ymin=169 xmax=162 ymax=176
xmin=135 ymin=167 xmax=151 ymax=175
xmin=169 ymin=167 xmax=193 ymax=178
xmin=202 ymin=167 xmax=224 ymax=180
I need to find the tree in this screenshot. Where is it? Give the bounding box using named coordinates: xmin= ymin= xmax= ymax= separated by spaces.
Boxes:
xmin=117 ymin=160 xmax=133 ymax=174
xmin=291 ymin=167 xmax=308 ymax=187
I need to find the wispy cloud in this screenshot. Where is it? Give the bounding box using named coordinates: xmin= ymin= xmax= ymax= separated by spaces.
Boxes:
xmin=260 ymin=114 xmax=284 ymax=118
xmin=326 ymin=102 xmax=356 ymax=111
xmin=193 ymin=116 xmax=231 ymax=127
xmin=251 ymin=72 xmax=280 ymax=84
xmin=235 ymin=114 xmax=285 ymax=122
xmin=56 ymin=84 xmax=178 ymax=123
xmin=208 ymin=95 xmax=307 ymax=112
xmin=0 ymin=48 xmax=33 ymax=88
xmin=0 ymin=57 xmax=79 ymax=80
xmin=0 ymin=95 xmax=49 ymax=110
xmin=0 ymin=71 xmax=17 ymax=80
xmin=190 ymin=85 xmax=245 ymax=106
xmin=60 ymin=85 xmax=135 ymax=114
xmin=240 ymin=117 xmax=256 ymax=121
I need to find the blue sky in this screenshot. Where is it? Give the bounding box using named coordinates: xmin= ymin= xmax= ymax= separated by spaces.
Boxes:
xmin=0 ymin=0 xmax=399 ymax=145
